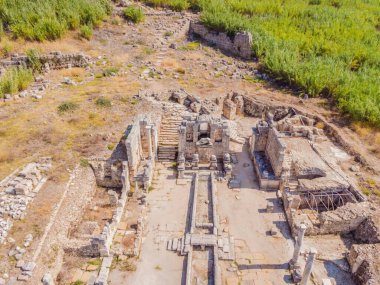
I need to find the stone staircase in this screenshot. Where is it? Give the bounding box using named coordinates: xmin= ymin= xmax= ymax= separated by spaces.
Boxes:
xmin=158 ymin=114 xmax=183 ymax=161
xmin=227 ymin=120 xmax=245 ymax=144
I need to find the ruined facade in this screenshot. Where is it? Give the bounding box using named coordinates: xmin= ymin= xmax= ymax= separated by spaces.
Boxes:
xmin=176 ymin=115 xmax=231 ymax=178
xmin=189 ymin=22 xmax=253 ymax=59
xmin=249 ymin=110 xmax=367 ymax=237
xmin=90 ymin=115 xmax=159 ymax=192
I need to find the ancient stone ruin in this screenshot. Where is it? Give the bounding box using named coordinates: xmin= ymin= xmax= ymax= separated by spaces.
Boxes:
xmin=189 ymin=22 xmax=253 ymax=59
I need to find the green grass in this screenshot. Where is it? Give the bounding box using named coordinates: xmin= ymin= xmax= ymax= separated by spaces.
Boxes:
xmin=138 ymin=0 xmax=380 ymax=127
xmin=95 ymin=96 xmax=112 ymax=107
xmin=0 ymin=67 xmax=33 ymax=98
xmin=142 ymin=0 xmax=190 ymax=11
xmin=79 ymin=158 xmax=89 ymax=167
xmin=57 ymin=101 xmax=79 ymax=114
xmin=80 ymin=25 xmax=93 ymax=40
xmin=123 ymin=6 xmax=145 ymax=23
xmin=26 ymin=48 xmax=42 ymax=73
xmin=70 ymin=281 xmax=84 ymax=285
xmin=180 ymin=41 xmax=200 ymax=51
xmin=0 ymin=0 xmax=111 ymax=41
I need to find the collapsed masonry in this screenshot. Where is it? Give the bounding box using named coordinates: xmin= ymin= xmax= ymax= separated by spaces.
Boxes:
xmin=0 ymin=159 xmax=51 ymax=244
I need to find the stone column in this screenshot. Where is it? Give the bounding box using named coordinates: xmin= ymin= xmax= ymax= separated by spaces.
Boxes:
xmin=300 ymin=248 xmax=317 ymax=285
xmin=290 ymin=224 xmax=307 ymax=266
xmin=135 ymin=180 xmax=138 ymax=193
xmin=147 ymin=126 xmax=153 ymax=159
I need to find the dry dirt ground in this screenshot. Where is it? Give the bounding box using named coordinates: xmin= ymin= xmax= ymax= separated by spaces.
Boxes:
xmin=0 ymin=2 xmax=379 ymax=284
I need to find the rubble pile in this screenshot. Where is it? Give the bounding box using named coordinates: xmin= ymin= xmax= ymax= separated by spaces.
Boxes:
xmin=0 ymin=159 xmax=51 ymax=244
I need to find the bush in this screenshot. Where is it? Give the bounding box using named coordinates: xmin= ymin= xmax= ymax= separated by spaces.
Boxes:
xmin=80 ymin=25 xmax=93 ymax=40
xmin=167 ymin=0 xmax=190 ymax=11
xmin=0 ymin=40 xmax=13 ymax=58
xmin=102 ymin=67 xmax=119 ymax=77
xmin=57 ymin=101 xmax=79 ymax=114
xmin=0 ymin=67 xmax=33 ymax=98
xmin=95 ymin=96 xmax=111 ymax=107
xmin=0 ymin=0 xmax=112 ymax=41
xmin=26 ymin=49 xmax=42 ymax=73
xmin=123 ymin=6 xmax=145 ymax=23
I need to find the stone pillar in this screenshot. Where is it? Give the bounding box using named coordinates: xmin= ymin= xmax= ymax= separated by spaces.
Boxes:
xmin=152 ymin=126 xmax=158 ymax=160
xmin=291 ymin=224 xmax=307 ymax=266
xmin=134 ymin=180 xmax=138 ymax=193
xmin=147 ymin=126 xmax=153 ymax=159
xmin=300 ymin=248 xmax=317 ymax=285
xmin=108 ymin=190 xmax=118 ymax=206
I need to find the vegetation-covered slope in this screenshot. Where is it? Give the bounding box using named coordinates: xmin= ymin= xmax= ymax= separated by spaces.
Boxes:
xmin=0 ymin=0 xmax=112 ymax=41
xmin=142 ymin=0 xmax=380 ymax=127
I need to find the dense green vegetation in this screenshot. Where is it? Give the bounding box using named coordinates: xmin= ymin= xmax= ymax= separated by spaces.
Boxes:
xmin=0 ymin=67 xmax=33 ymax=98
xmin=123 ymin=6 xmax=145 ymax=23
xmin=0 ymin=0 xmax=112 ymax=41
xmin=140 ymin=0 xmax=380 ymax=127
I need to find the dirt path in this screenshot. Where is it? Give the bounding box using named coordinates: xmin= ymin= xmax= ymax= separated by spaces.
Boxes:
xmin=27 ymin=166 xmax=96 ymax=284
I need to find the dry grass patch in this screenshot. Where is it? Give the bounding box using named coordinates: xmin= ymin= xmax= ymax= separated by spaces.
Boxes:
xmin=160 ymin=58 xmax=180 ymax=69
xmin=59 ymin=68 xmax=86 ymax=80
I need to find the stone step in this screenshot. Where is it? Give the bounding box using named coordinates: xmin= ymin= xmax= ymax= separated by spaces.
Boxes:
xmin=159 ymin=143 xmax=178 ymax=146
xmin=160 ymin=130 xmax=178 ymax=134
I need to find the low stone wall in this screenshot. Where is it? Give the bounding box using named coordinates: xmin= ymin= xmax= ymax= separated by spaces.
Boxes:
xmin=0 ymin=51 xmax=90 ymax=71
xmin=189 ymin=22 xmax=252 ymax=59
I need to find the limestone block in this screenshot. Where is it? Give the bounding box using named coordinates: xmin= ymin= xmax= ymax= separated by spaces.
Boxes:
xmin=232 ymin=94 xmax=244 ymax=115
xmin=42 ymin=273 xmax=55 ymax=285
xmin=223 ymin=100 xmax=236 ymax=120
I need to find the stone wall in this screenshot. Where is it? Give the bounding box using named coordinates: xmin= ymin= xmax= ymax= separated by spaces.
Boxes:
xmin=265 ymin=128 xmax=286 ymax=177
xmin=189 ymin=22 xmax=252 ymax=59
xmin=0 ymin=51 xmax=90 ymax=71
xmin=89 ymin=159 xmax=124 ymax=188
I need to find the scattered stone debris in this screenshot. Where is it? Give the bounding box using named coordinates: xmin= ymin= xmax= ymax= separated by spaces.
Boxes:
xmin=0 ymin=159 xmax=51 ymax=244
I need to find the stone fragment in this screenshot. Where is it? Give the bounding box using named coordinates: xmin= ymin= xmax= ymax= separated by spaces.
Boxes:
xmin=16 ymin=260 xmax=25 ymax=268
xmin=21 ymin=261 xmax=36 ymax=272
xmin=42 ymin=273 xmax=55 ymax=285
